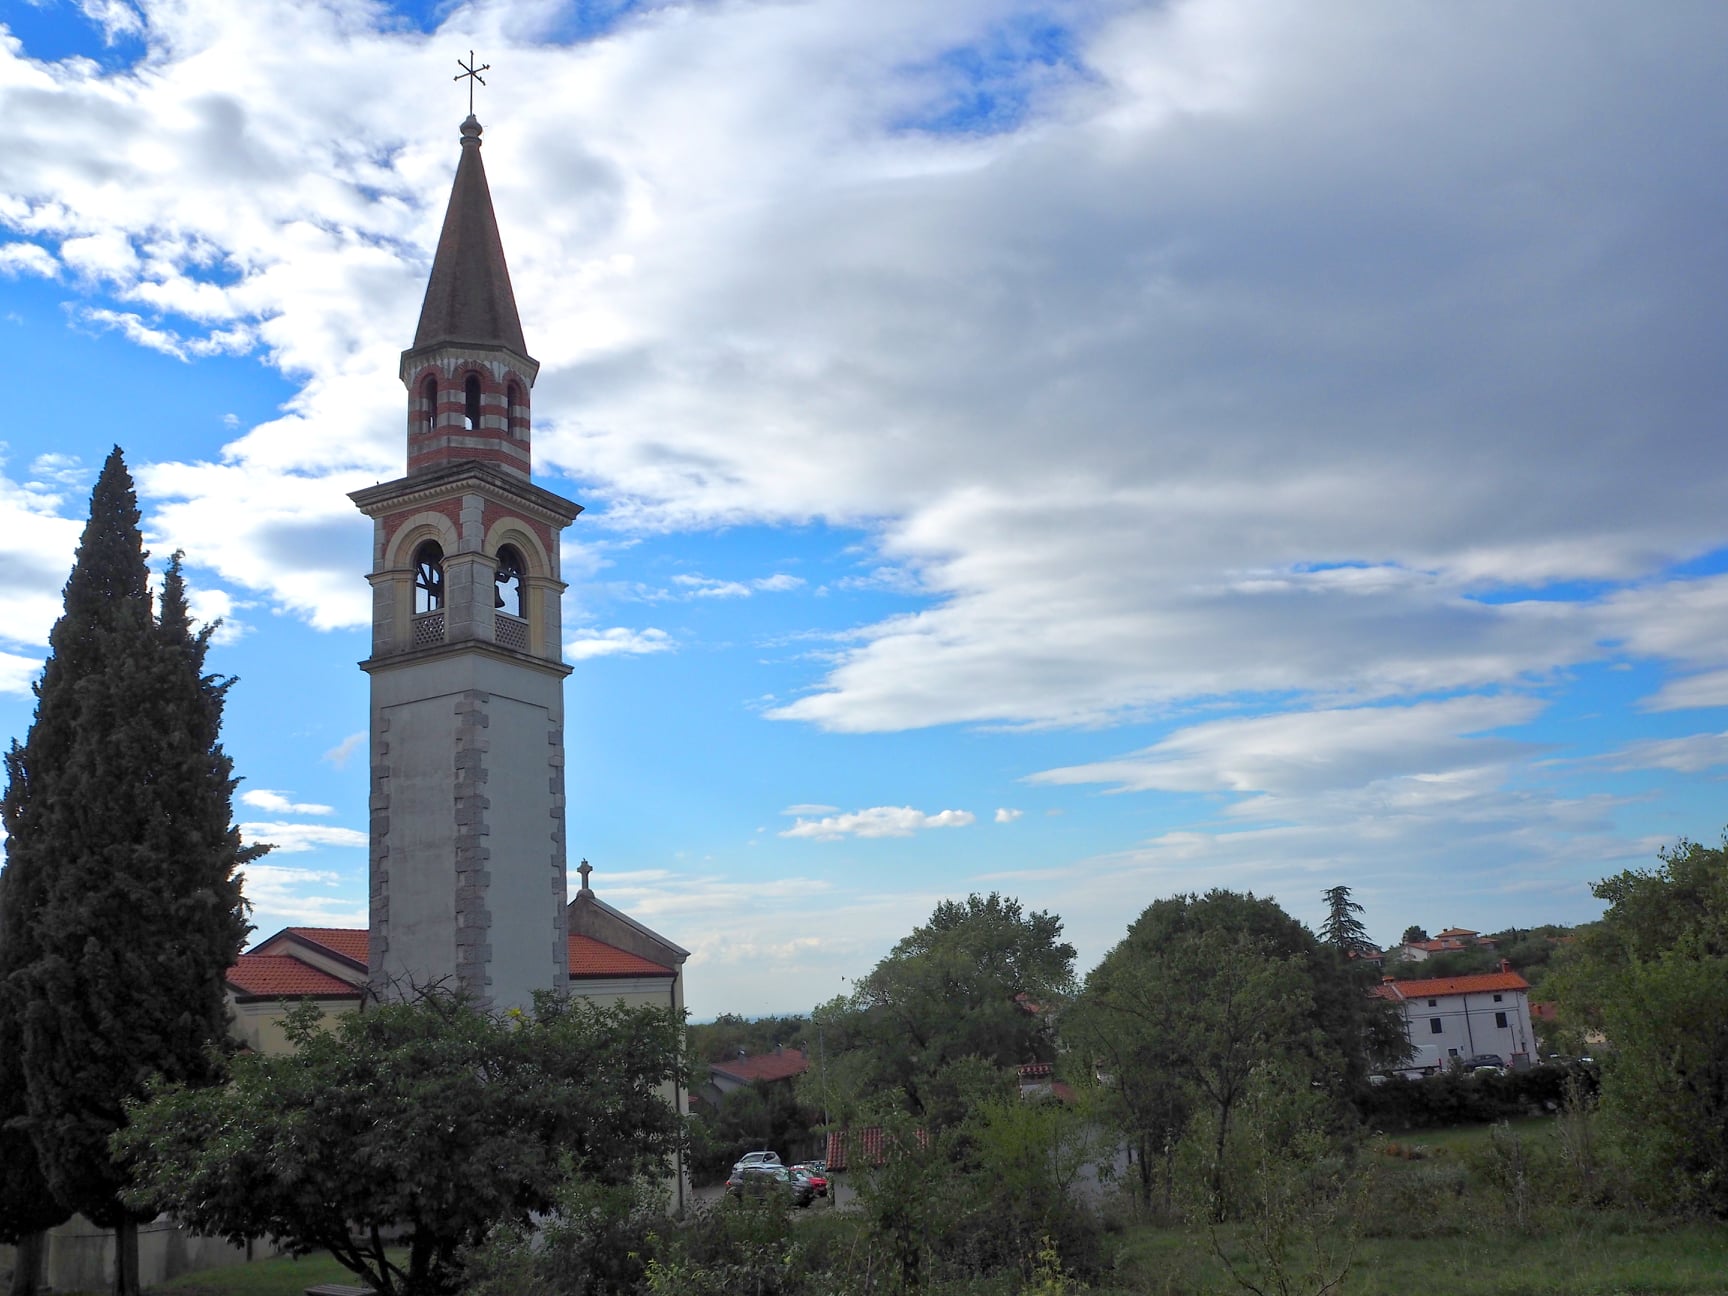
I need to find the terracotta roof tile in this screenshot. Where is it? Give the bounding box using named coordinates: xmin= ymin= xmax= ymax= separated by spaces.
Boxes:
xmin=711 ymin=1049 xmax=809 ymax=1085
xmin=569 ymin=933 xmax=673 ymax=978
xmin=282 ymin=927 xmax=370 ymax=966
xmin=1383 ymin=970 xmax=1530 ymax=1000
xmin=227 ymin=955 xmax=362 ymax=1000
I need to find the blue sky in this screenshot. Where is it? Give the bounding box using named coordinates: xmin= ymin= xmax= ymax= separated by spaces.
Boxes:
xmin=4 ymin=0 xmax=1728 ymax=1017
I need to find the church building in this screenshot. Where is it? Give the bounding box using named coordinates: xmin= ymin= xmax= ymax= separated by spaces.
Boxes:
xmin=229 ymin=109 xmax=688 ymax=1032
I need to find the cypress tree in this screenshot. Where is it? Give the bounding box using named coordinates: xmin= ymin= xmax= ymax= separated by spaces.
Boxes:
xmin=0 ymin=447 xmax=260 ymax=1296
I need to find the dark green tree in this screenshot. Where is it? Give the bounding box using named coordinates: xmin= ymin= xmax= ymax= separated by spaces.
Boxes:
xmin=0 ymin=448 xmax=256 ymax=1296
xmin=1400 ymin=925 xmax=1428 ymax=945
xmin=1320 ymin=885 xmax=1371 ymax=955
xmin=842 ymin=892 xmax=1075 ymax=1124
xmin=1552 ymin=835 xmax=1728 ymax=1214
xmin=119 ymin=992 xmax=686 ymax=1296
xmin=0 ymin=866 xmax=70 ymax=1296
xmin=1070 ymin=890 xmax=1406 ymax=1209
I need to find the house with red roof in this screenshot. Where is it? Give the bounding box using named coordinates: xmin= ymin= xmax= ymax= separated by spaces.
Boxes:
xmin=1373 ymin=961 xmax=1536 ymax=1070
xmin=696 ymin=1047 xmax=810 ymax=1109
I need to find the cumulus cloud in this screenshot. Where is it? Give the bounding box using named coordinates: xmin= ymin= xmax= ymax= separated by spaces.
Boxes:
xmin=780 ymin=805 xmax=976 ymax=840
xmin=240 ymin=863 xmax=365 ymax=934
xmin=241 ymin=788 xmax=335 ymax=817
xmin=238 ymin=822 xmax=368 ymax=853
xmin=995 ymin=807 xmax=1023 ymax=823
xmin=564 ymin=626 xmax=674 ymax=659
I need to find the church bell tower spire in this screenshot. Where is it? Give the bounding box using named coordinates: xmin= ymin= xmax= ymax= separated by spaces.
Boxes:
xmin=350 ymin=112 xmax=582 ymax=1011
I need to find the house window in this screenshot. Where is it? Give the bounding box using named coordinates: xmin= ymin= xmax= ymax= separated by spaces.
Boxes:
xmin=1430 ymin=1018 xmax=1443 ymax=1034
xmin=1495 ymin=1012 xmax=1508 ymax=1028
xmin=1493 ymin=993 xmax=1503 ymax=1003
xmin=1427 ymin=999 xmax=1437 ymax=1007
xmin=464 ymin=374 xmax=482 ymax=430
xmin=413 ymin=541 xmax=444 ymax=613
xmin=494 ymin=544 xmax=525 ymax=618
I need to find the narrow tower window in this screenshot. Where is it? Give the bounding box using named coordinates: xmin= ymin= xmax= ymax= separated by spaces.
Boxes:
xmin=494 ymin=544 xmax=525 ymax=618
xmin=413 ymin=541 xmax=445 ymax=613
xmin=464 ymin=375 xmax=482 ymax=430
xmin=420 ymin=376 xmax=437 ymax=433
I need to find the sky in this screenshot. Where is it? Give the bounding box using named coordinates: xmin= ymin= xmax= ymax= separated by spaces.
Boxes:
xmin=3 ymin=0 xmax=1728 ymax=1018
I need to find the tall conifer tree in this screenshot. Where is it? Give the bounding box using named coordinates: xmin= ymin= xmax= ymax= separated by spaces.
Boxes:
xmin=0 ymin=448 xmax=259 ymax=1296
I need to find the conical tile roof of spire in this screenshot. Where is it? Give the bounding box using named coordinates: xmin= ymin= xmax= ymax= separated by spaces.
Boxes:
xmin=412 ymin=114 xmax=527 ymax=356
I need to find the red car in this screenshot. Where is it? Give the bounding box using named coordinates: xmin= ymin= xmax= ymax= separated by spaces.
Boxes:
xmin=792 ymin=1163 xmax=828 ymax=1197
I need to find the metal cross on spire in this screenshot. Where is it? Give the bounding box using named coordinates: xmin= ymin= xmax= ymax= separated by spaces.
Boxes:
xmin=455 ymin=50 xmax=490 ymax=115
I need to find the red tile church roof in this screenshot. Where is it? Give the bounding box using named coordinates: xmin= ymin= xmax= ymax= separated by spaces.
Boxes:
xmin=569 ymin=933 xmax=673 ymax=978
xmin=230 ymin=928 xmax=670 ymax=1000
xmin=226 ymin=955 xmax=361 ymax=1000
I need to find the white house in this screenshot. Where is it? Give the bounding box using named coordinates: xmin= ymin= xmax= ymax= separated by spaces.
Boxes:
xmin=1373 ymin=962 xmax=1537 ymax=1070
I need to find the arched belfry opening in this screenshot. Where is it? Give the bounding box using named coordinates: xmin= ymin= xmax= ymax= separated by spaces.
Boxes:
xmin=506 ymin=380 xmax=524 ymax=438
xmin=494 ymin=544 xmax=526 ymax=618
xmin=464 ymin=374 xmax=482 ymax=430
xmin=420 ymin=375 xmax=438 ymax=433
xmin=413 ymin=540 xmax=445 ymax=613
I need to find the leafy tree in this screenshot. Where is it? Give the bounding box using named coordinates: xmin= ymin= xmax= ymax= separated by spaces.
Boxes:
xmin=839 ymin=893 xmax=1075 ymax=1124
xmin=118 ymin=991 xmax=685 ymax=1296
xmin=1071 ymin=890 xmax=1404 ymax=1208
xmin=1319 ymin=885 xmax=1371 ymax=955
xmin=1399 ymin=925 xmax=1428 ymax=946
xmin=1 ymin=450 xmax=256 ymax=1296
xmin=1552 ymin=836 xmax=1728 ymax=1214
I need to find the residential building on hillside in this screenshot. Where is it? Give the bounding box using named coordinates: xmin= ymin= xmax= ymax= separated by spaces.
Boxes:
xmin=698 ymin=1047 xmax=810 ymax=1109
xmin=1373 ymin=961 xmax=1536 ymax=1070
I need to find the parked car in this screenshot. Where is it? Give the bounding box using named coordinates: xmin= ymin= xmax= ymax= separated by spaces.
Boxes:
xmin=791 ymin=1164 xmax=828 ymax=1197
xmin=730 ymin=1149 xmax=782 ymax=1174
xmin=1460 ymin=1053 xmax=1507 ymax=1075
xmin=726 ymin=1164 xmax=813 ymax=1208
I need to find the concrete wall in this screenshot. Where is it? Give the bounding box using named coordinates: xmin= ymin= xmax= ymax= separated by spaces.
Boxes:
xmin=1402 ymin=988 xmax=1537 ymax=1065
xmin=0 ymin=1216 xmax=284 ymax=1293
xmin=370 ymin=648 xmax=569 ymax=1012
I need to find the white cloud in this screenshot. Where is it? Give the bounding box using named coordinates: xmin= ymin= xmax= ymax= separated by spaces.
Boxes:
xmin=0 ymin=652 xmax=43 ymax=698
xmin=323 ymin=730 xmax=366 ymax=769
xmin=1600 ymin=732 xmax=1728 ymax=775
xmin=241 ymin=788 xmax=336 ymax=817
xmin=781 ymin=803 xmax=840 ymax=816
xmin=0 ymin=243 xmax=57 ymax=278
xmin=240 ymin=863 xmax=365 ymax=935
xmin=1030 ymin=696 xmax=1546 ymax=797
xmin=673 ymin=575 xmax=752 ymax=599
xmin=994 ymin=807 xmax=1023 ymax=823
xmin=239 ymin=821 xmax=368 ymax=853
xmin=564 ymin=626 xmax=674 ymax=660
xmin=780 ymin=805 xmax=976 ymax=840
xmin=753 ymin=573 xmax=805 ymax=592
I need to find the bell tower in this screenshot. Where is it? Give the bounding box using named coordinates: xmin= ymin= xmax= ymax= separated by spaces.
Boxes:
xmin=351 ymin=113 xmax=582 ymax=1010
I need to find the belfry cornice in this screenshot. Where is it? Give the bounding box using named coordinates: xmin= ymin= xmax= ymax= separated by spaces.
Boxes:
xmin=349 ymin=459 xmax=581 ymax=527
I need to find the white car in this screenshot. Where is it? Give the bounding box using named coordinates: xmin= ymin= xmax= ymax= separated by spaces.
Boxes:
xmin=731 ymin=1150 xmax=782 ymax=1174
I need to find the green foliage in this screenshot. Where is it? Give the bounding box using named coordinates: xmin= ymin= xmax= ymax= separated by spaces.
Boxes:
xmin=1353 ymin=1063 xmax=1595 ymax=1132
xmin=116 ymin=991 xmax=684 ymax=1296
xmin=687 ymin=1013 xmax=810 ymax=1063
xmin=827 ymin=893 xmax=1075 ymax=1124
xmin=1318 ymin=886 xmax=1370 ymax=956
xmin=1399 ymin=925 xmax=1428 ymax=945
xmin=462 ymin=1176 xmax=663 ymax=1296
xmin=0 ymin=450 xmax=255 ymax=1278
xmin=1071 ymin=890 xmax=1403 ymax=1209
xmin=1553 ymin=835 xmax=1728 ymax=1216
xmin=1177 ymin=1064 xmax=1365 ymax=1296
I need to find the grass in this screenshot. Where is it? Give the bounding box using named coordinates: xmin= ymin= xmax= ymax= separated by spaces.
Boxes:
xmin=60 ymin=1250 xmax=374 ymax=1295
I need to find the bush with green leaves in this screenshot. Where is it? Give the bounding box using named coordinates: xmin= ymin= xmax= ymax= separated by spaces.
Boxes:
xmin=116 ymin=990 xmax=683 ymax=1296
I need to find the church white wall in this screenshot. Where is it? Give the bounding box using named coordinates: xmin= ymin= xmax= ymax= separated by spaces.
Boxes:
xmin=369 ymin=648 xmax=569 ymax=1010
